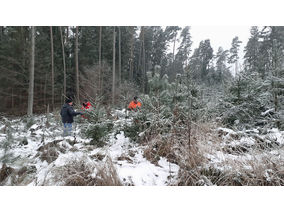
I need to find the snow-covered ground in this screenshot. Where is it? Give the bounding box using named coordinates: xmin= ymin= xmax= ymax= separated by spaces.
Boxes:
xmin=1 ymin=111 xmax=284 ymax=185
xmin=204 ymin=127 xmax=284 ymax=183
xmin=0 ymin=111 xmax=179 ymax=186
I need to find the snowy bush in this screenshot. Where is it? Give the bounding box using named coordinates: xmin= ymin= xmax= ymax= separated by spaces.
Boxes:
xmin=43 ymin=155 xmax=122 ymax=186
xmin=24 ymin=117 xmax=36 ymax=130
xmin=0 ymin=122 xmax=18 ymax=164
xmin=217 ymin=70 xmax=284 ymax=130
xmin=85 ymin=121 xmax=113 ymax=147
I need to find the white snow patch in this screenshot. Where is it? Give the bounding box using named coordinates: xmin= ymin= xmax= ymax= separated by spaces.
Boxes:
xmin=116 ymin=150 xmax=179 ymax=186
xmin=29 ymin=124 xmax=39 ymax=130
xmin=261 ymin=108 xmax=274 ymax=116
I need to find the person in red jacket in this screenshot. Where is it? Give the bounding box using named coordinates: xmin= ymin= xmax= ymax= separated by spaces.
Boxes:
xmin=128 ymin=96 xmax=141 ymax=111
xmin=81 ymin=99 xmax=92 ymax=119
xmin=82 ymin=99 xmax=92 ymax=110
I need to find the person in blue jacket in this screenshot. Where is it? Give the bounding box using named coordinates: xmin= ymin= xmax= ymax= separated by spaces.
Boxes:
xmin=60 ymin=98 xmax=83 ymax=136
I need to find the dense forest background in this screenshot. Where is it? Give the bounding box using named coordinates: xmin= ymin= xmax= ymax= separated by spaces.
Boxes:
xmin=0 ymin=26 xmax=283 ymax=130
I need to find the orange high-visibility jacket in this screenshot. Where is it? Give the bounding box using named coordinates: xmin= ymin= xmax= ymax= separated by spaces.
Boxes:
xmin=128 ymin=101 xmax=141 ymax=110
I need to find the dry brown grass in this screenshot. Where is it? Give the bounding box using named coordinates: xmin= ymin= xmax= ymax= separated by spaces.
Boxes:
xmin=36 ymin=141 xmax=65 ymax=163
xmin=143 ymin=134 xmax=175 ymax=166
xmin=45 ymin=155 xmax=122 ymax=186
xmin=141 ymin=122 xmax=218 ymax=185
xmin=142 ymin=121 xmax=284 ymax=186
xmin=0 ymin=164 xmax=15 ymax=184
xmin=176 ymin=122 xmax=284 ymax=186
xmin=95 ymin=157 xmax=122 ymax=186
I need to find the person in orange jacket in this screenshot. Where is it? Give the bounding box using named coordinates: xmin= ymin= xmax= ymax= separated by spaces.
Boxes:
xmin=128 ymin=96 xmax=141 ymax=111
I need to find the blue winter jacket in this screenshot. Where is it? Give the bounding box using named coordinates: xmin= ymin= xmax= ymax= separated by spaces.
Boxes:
xmin=60 ymin=103 xmax=81 ymax=123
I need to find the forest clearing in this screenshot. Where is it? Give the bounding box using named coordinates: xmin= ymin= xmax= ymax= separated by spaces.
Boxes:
xmin=0 ymin=26 xmax=284 ymax=186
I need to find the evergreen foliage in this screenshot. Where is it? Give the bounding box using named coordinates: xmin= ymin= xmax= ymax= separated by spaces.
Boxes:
xmin=82 ymin=104 xmax=114 ymax=147
xmin=216 ymin=26 xmax=284 ymax=130
xmin=123 ymin=66 xmax=204 ymax=143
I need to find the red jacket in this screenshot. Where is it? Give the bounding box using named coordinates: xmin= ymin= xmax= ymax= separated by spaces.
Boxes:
xmin=81 ymin=102 xmax=92 ymax=119
xmin=81 ymin=102 xmax=92 ymax=110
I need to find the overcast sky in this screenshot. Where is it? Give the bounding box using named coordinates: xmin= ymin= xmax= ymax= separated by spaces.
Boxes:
xmin=190 ymin=26 xmax=251 ymax=59
xmin=167 ymin=26 xmax=252 ymax=75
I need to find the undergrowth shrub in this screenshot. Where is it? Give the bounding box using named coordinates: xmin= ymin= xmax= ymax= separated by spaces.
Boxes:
xmin=80 ymin=103 xmax=114 ymax=147
xmin=85 ymin=121 xmax=114 ymax=147
xmin=46 ymin=156 xmax=122 ymax=186
xmin=24 ymin=117 xmax=35 ymax=130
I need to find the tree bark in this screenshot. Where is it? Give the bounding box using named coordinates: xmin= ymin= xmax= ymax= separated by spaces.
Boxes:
xmin=11 ymin=88 xmax=14 ymax=110
xmin=50 ymin=26 xmax=55 ymax=111
xmin=138 ymin=27 xmax=144 ymax=88
xmin=173 ymin=33 xmax=176 ymax=62
xmin=142 ymin=27 xmax=146 ymax=93
xmin=118 ymin=26 xmax=121 ymax=87
xmin=75 ymin=26 xmax=80 ymax=104
xmin=27 ymin=26 xmax=35 ymax=116
xmin=44 ymin=72 xmax=47 ymax=107
xmin=129 ymin=27 xmax=134 ymax=81
xmin=172 ymin=33 xmax=176 ymax=73
xmin=0 ymin=26 xmax=2 ymax=41
xmin=99 ymin=26 xmax=102 ymax=95
xmin=59 ymin=26 xmax=66 ymax=102
xmin=112 ymin=27 xmax=116 ymax=106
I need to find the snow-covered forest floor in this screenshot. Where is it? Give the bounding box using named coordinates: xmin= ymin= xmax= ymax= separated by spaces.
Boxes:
xmin=0 ymin=109 xmax=284 ymax=186
xmin=0 ymin=110 xmax=179 ymax=186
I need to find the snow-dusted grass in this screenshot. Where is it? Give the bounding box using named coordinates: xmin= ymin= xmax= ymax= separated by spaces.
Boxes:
xmin=1 ymin=111 xmax=284 ymax=186
xmin=0 ymin=110 xmax=179 ymax=186
xmin=177 ymin=124 xmax=284 ymax=185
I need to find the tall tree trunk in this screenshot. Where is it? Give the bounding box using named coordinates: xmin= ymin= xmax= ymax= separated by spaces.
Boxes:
xmin=44 ymin=72 xmax=47 ymax=107
xmin=27 ymin=26 xmax=35 ymax=116
xmin=66 ymin=26 xmax=69 ymax=74
xmin=50 ymin=26 xmax=55 ymax=111
xmin=75 ymin=26 xmax=80 ymax=104
xmin=59 ymin=26 xmax=66 ymax=102
xmin=142 ymin=27 xmax=146 ymax=93
xmin=11 ymin=88 xmax=14 ymax=110
xmin=112 ymin=27 xmax=116 ymax=106
xmin=99 ymin=26 xmax=102 ymax=95
xmin=21 ymin=27 xmax=26 ymax=86
xmin=172 ymin=33 xmax=177 ymax=74
xmin=138 ymin=27 xmax=144 ymax=88
xmin=66 ymin=26 xmax=71 ymax=94
xmin=0 ymin=26 xmax=2 ymax=41
xmin=129 ymin=27 xmax=134 ymax=81
xmin=235 ymin=61 xmax=238 ymax=76
xmin=173 ymin=33 xmax=176 ymax=62
xmin=118 ymin=26 xmax=121 ymax=87
xmin=138 ymin=29 xmax=142 ymax=82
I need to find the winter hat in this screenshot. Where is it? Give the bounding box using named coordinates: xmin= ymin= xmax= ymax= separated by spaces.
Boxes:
xmin=66 ymin=98 xmax=73 ymax=104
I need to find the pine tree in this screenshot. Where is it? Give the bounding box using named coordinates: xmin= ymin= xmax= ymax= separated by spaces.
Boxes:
xmin=215 ymin=47 xmax=231 ymax=85
xmin=244 ymin=26 xmax=261 ymax=74
xmin=228 ymin=36 xmax=242 ymax=75
xmin=189 ymin=39 xmax=213 ymax=82
xmin=177 ymin=26 xmax=192 ymax=67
